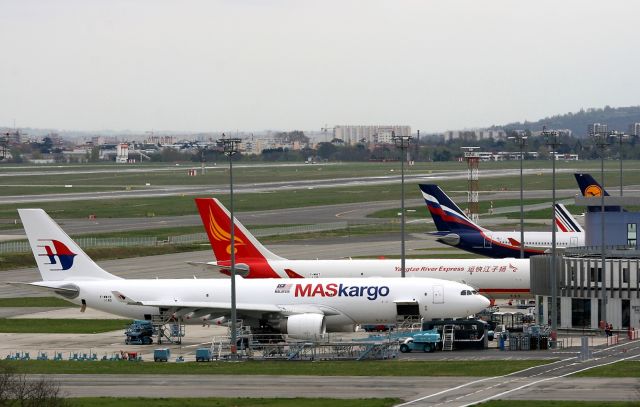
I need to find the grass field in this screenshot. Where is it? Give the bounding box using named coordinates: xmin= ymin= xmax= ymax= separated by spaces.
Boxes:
xmin=2 ymin=161 xmax=639 ymax=219
xmin=0 ymin=297 xmax=76 ymax=307
xmin=0 ymin=319 xmax=131 ymax=334
xmin=572 ymin=361 xmax=640 ymax=378
xmin=64 ymin=398 xmax=399 ymax=407
xmin=0 ymin=360 xmax=552 ymax=376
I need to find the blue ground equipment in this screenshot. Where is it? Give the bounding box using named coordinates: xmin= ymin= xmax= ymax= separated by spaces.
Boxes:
xmin=399 ymin=329 xmax=441 ymax=353
xmin=153 ymin=348 xmax=171 ymax=362
xmin=125 ymin=320 xmax=154 ymax=345
xmin=195 ymin=348 xmax=212 ymax=362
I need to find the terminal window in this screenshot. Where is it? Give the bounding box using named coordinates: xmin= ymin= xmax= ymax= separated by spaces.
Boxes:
xmin=628 ymin=223 xmax=637 ymax=247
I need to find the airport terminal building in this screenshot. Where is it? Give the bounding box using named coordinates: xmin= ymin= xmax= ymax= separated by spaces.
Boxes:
xmin=531 ymin=197 xmax=640 ymax=330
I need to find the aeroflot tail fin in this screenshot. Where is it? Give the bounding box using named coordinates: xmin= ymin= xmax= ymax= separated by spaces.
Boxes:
xmin=195 ymin=198 xmax=285 ymax=263
xmin=554 ymin=204 xmax=584 ymax=233
xmin=18 ymin=209 xmax=122 ymax=281
xmin=574 ymin=173 xmax=624 ymax=212
xmin=419 ymin=184 xmax=483 ymax=233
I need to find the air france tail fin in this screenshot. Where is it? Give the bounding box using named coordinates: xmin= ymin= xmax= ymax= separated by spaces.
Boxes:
xmin=419 ymin=184 xmax=483 ymax=233
xmin=574 ymin=173 xmax=623 ymax=212
xmin=554 ymin=204 xmax=584 ymax=233
xmin=195 ymin=198 xmax=285 ymax=263
xmin=18 ymin=209 xmax=121 ymax=281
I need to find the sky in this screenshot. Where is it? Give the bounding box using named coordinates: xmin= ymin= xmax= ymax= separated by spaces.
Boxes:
xmin=1 ymin=0 xmax=639 ymax=133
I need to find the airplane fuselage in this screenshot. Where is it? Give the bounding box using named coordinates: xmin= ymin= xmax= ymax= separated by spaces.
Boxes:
xmin=212 ymin=258 xmax=531 ymax=299
xmin=443 ymin=230 xmax=584 ymax=259
xmin=41 ymin=277 xmax=488 ymax=330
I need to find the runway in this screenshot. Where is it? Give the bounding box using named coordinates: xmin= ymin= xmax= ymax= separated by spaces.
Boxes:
xmin=0 ymin=167 xmax=581 ymax=204
xmin=43 ymin=375 xmax=639 ymax=402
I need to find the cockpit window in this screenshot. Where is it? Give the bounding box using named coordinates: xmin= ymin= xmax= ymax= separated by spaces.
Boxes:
xmin=472 ymin=290 xmax=478 ymax=295
xmin=460 ymin=290 xmax=474 ymax=296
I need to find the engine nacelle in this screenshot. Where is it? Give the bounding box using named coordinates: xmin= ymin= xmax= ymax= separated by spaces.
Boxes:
xmin=284 ymin=313 xmax=326 ymax=340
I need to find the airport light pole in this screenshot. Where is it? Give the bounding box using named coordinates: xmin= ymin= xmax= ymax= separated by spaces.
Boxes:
xmin=218 ymin=134 xmax=242 ymax=358
xmin=608 ymin=131 xmax=631 ymax=199
xmin=543 ymin=127 xmax=560 ymax=344
xmin=508 ymin=132 xmax=528 ymax=259
xmin=591 ymin=131 xmax=609 ymax=329
xmin=392 ymin=131 xmax=413 ymax=278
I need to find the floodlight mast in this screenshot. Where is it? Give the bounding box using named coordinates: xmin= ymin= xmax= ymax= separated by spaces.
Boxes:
xmin=508 ymin=133 xmax=528 ymax=259
xmin=392 ymin=131 xmax=413 ymax=278
xmin=591 ymin=130 xmax=609 ymax=330
xmin=542 ymin=127 xmax=560 ymax=347
xmin=218 ymin=134 xmax=242 ymax=359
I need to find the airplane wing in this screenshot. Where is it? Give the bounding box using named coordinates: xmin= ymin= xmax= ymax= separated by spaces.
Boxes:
xmin=113 ymin=291 xmax=341 ymax=317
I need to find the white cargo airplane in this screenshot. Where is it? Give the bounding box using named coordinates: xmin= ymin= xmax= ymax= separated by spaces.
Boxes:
xmin=194 ymin=198 xmax=532 ymax=300
xmin=10 ymin=209 xmax=489 ymax=339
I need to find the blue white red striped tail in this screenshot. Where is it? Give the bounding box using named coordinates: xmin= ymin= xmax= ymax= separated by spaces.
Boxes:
xmin=554 ymin=204 xmax=583 ymax=233
xmin=419 ymin=184 xmax=482 ymax=233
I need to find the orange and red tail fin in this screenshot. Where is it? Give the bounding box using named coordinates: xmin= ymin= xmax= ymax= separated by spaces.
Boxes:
xmin=195 ymin=198 xmax=284 ymax=263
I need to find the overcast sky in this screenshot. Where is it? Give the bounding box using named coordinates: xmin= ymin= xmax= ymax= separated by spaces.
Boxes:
xmin=1 ymin=0 xmax=639 ymax=133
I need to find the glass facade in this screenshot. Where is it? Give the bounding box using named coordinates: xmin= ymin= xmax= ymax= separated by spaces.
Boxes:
xmin=571 ymin=298 xmax=591 ymax=328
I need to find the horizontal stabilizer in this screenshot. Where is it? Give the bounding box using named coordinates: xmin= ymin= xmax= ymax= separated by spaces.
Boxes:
xmin=186 ymin=261 xmax=250 ymax=277
xmin=7 ymin=282 xmax=79 ymax=298
xmin=436 ymin=233 xmax=461 ymax=246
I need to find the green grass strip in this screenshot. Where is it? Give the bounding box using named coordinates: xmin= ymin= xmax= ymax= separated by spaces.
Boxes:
xmin=0 ymin=297 xmax=76 ymax=307
xmin=0 ymin=360 xmax=552 ymax=376
xmin=65 ymin=397 xmax=399 ymax=407
xmin=572 ymin=361 xmax=640 ymax=378
xmin=0 ymin=319 xmax=131 ymax=334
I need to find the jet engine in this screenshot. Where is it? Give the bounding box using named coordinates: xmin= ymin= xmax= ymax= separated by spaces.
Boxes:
xmin=284 ymin=313 xmax=326 ymax=340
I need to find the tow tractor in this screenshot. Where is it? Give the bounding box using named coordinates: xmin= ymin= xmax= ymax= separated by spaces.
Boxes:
xmin=399 ymin=329 xmax=440 ymax=353
xmin=125 ymin=320 xmax=154 ymax=345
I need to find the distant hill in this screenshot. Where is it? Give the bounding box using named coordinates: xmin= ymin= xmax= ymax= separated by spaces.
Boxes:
xmin=498 ymin=105 xmax=640 ymax=137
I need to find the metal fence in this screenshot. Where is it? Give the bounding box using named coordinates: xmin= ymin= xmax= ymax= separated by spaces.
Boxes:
xmin=0 ymin=222 xmax=349 ymax=254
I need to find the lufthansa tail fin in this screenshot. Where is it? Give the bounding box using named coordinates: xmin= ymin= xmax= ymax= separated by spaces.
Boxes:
xmin=554 ymin=204 xmax=584 ymax=233
xmin=574 ymin=173 xmax=623 ymax=212
xmin=195 ymin=198 xmax=285 ymax=263
xmin=419 ymin=184 xmax=483 ymax=233
xmin=18 ymin=209 xmax=121 ymax=281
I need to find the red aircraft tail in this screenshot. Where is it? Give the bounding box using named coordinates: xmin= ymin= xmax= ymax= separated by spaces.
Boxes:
xmin=195 ymin=198 xmax=285 ymax=264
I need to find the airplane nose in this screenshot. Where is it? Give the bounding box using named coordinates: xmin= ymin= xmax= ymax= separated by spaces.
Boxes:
xmin=479 ymin=295 xmax=490 ymax=309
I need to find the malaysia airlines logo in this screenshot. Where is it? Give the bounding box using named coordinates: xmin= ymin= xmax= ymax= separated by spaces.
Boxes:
xmin=275 ymin=284 xmax=292 ymax=293
xmin=38 ymin=239 xmax=77 ymax=271
xmin=207 ymin=207 xmax=245 ymax=254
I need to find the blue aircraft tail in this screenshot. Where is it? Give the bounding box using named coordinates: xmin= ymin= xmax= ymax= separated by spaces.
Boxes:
xmin=574 ymin=173 xmax=623 ymax=212
xmin=419 ymin=184 xmax=482 ymax=233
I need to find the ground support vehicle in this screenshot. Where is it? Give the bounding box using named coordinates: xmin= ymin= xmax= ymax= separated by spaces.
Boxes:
xmin=153 ymin=348 xmax=171 ymax=362
xmin=124 ymin=320 xmax=154 ymax=345
xmin=399 ymin=329 xmax=441 ymax=353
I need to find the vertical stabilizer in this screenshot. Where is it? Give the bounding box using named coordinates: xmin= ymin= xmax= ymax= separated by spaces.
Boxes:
xmin=419 ymin=184 xmax=484 ymax=233
xmin=555 ymin=204 xmax=584 ymax=233
xmin=195 ymin=198 xmax=285 ymax=263
xmin=574 ymin=173 xmax=623 ymax=212
xmin=18 ymin=209 xmax=121 ymax=281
